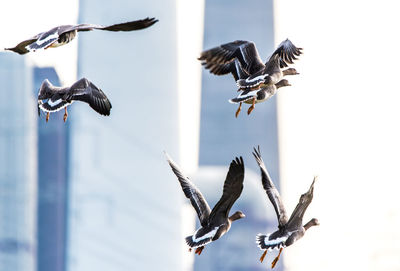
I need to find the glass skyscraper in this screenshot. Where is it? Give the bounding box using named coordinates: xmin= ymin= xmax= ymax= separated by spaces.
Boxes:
xmin=0 ymin=53 xmax=37 ymax=271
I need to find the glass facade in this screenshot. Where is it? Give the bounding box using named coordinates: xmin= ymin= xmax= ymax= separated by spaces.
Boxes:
xmin=196 ymin=0 xmax=282 ymax=269
xmin=34 ymin=67 xmax=69 ymax=271
xmin=65 ymin=1 xmax=202 ymax=270
xmin=0 ymin=53 xmax=37 ymax=271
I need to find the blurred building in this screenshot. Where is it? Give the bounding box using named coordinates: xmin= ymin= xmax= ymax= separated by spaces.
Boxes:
xmin=34 ymin=67 xmax=69 ymax=271
xmin=200 ymin=0 xmax=279 ymax=175
xmin=66 ymin=0 xmax=204 ymax=270
xmin=0 ymin=54 xmax=37 ymax=271
xmin=197 ymin=0 xmax=282 ymax=270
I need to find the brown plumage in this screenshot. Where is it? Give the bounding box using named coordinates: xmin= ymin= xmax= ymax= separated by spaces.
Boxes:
xmin=6 ymin=17 xmax=158 ymax=54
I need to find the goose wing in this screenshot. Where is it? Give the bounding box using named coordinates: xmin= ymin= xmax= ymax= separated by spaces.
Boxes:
xmin=253 ymin=146 xmax=288 ymax=228
xmin=165 ymin=153 xmax=211 ymax=227
xmin=209 ymin=157 xmax=244 ymax=222
xmin=73 ymin=17 xmax=158 ymax=32
xmin=202 ymin=58 xmax=250 ymax=81
xmin=286 ymin=177 xmax=316 ymax=230
xmin=66 ymin=78 xmax=112 ymax=116
xmin=266 ymin=39 xmax=302 ymax=70
xmin=199 ymin=40 xmax=265 ymax=76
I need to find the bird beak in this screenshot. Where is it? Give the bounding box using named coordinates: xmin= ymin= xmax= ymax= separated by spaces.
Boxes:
xmin=308 ymin=176 xmax=317 ymax=194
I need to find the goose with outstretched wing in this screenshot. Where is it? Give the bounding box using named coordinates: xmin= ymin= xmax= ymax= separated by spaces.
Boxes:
xmin=5 ymin=17 xmax=158 ymax=54
xmin=199 ymin=39 xmax=301 ymax=116
xmin=165 ymin=153 xmax=245 ymax=255
xmin=252 ymin=146 xmax=319 ymax=269
xmin=38 ymin=78 xmax=111 ymax=122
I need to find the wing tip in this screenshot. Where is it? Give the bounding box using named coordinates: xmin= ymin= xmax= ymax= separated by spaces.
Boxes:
xmin=252 ymin=145 xmax=262 ymax=162
xmin=163 ymin=151 xmax=176 ymax=168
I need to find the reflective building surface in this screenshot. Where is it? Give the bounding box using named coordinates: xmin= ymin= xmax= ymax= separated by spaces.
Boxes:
xmin=197 ymin=0 xmax=282 ymax=269
xmin=0 ymin=54 xmax=37 ymax=271
xmin=34 ymin=67 xmax=69 ymax=271
xmin=66 ymin=0 xmax=203 ymax=270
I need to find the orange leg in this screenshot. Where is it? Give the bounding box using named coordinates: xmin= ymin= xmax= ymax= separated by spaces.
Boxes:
xmin=195 ymin=246 xmax=204 ymax=255
xmin=235 ymin=102 xmax=242 ymax=118
xmin=63 ymin=107 xmax=68 ymax=123
xmin=247 ymin=97 xmax=256 ymax=115
xmin=260 ymin=250 xmax=267 ymax=262
xmin=271 ymin=248 xmax=283 ymax=269
xmin=46 ymin=112 xmax=50 ymax=123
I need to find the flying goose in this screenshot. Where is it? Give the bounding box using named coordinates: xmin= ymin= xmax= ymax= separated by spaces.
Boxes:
xmin=5 ymin=17 xmax=158 ymax=54
xmin=38 ymin=78 xmax=112 ymax=122
xmin=252 ymin=147 xmax=319 ymax=268
xmin=165 ymin=153 xmax=245 ymax=255
xmin=199 ymin=38 xmax=301 ymax=89
xmin=229 ymin=79 xmax=291 ymax=117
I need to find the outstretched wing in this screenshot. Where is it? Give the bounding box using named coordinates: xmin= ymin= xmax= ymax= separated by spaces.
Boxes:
xmin=266 ymin=39 xmax=302 ymax=69
xmin=199 ymin=40 xmax=265 ymax=76
xmin=209 ymin=157 xmax=245 ymax=221
xmin=67 ymin=78 xmax=112 ymax=116
xmin=73 ymin=17 xmax=158 ymax=32
xmin=165 ymin=153 xmax=211 ymax=227
xmin=286 ymin=177 xmax=316 ymax=230
xmin=252 ymin=146 xmax=288 ymax=228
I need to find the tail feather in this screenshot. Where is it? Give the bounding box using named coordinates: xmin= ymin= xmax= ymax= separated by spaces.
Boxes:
xmin=256 ymin=234 xmax=286 ymax=250
xmin=185 ymin=235 xmax=213 ymax=248
xmin=229 ymin=90 xmax=258 ymax=104
xmin=39 ymin=100 xmax=72 ymax=113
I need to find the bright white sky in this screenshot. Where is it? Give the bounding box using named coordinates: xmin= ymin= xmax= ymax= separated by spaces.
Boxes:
xmin=274 ymin=0 xmax=400 ymax=270
xmin=0 ymin=0 xmax=79 ymax=84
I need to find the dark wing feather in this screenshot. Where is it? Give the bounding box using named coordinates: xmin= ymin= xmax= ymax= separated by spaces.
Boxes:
xmin=202 ymin=59 xmax=250 ymax=81
xmin=267 ymin=39 xmax=302 ymax=69
xmin=67 ymin=78 xmax=112 ymax=116
xmin=286 ymin=178 xmax=316 ymax=230
xmin=73 ymin=17 xmax=158 ymax=32
xmin=165 ymin=153 xmax=211 ymax=227
xmin=253 ymin=146 xmax=288 ymax=228
xmin=199 ymin=40 xmax=265 ymax=76
xmin=209 ymin=157 xmax=245 ymax=222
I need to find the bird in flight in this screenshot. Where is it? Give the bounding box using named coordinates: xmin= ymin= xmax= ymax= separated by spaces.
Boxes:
xmin=38 ymin=78 xmax=112 ymax=122
xmin=199 ymin=39 xmax=301 ymax=117
xmin=5 ymin=17 xmax=158 ymax=54
xmin=165 ymin=152 xmax=245 ymax=255
xmin=252 ymin=146 xmax=319 ymax=268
